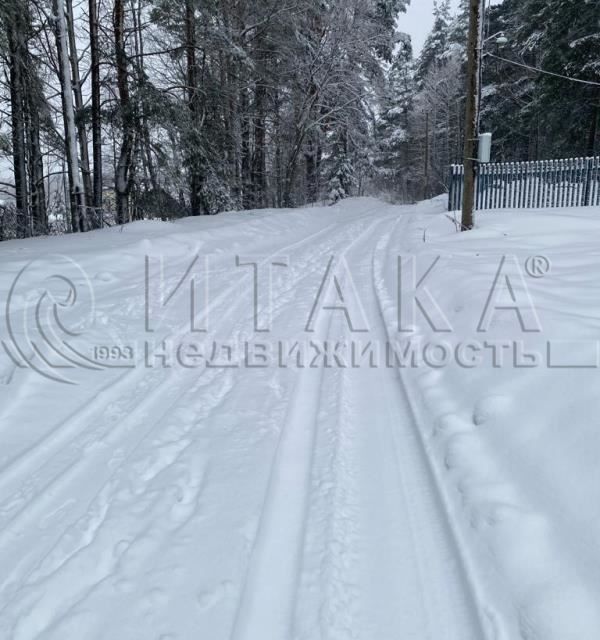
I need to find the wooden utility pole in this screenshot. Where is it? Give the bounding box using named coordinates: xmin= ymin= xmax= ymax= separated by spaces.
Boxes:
xmin=461 ymin=0 xmax=482 ymax=231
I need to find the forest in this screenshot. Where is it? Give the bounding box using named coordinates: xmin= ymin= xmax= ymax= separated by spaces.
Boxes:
xmin=0 ymin=0 xmax=598 ymax=239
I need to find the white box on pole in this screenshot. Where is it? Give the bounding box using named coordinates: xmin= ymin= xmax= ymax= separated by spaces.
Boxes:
xmin=478 ymin=132 xmax=492 ymax=163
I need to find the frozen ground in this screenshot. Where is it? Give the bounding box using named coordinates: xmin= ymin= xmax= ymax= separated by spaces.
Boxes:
xmin=0 ymin=197 xmax=600 ymax=639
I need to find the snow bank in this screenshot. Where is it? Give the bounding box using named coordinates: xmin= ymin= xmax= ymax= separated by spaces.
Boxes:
xmin=376 ymin=202 xmax=600 ymax=639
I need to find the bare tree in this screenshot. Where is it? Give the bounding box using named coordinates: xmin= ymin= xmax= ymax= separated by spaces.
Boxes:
xmin=53 ymin=0 xmax=87 ymax=232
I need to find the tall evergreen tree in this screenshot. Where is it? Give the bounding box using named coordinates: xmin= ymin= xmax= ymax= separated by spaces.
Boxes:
xmin=415 ymin=0 xmax=451 ymax=85
xmin=375 ymin=35 xmax=415 ymax=200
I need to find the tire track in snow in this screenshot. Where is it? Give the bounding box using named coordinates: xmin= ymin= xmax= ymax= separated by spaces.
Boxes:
xmin=371 ymin=214 xmax=492 ymax=638
xmin=0 ymin=216 xmax=348 ymax=496
xmin=1 ymin=202 xmax=491 ymax=640
xmin=0 ymin=206 xmax=386 ymax=633
xmin=290 ymin=215 xmax=483 ymax=640
xmin=385 ymin=216 xmax=600 ymax=639
xmin=0 ymin=364 xmax=236 ymax=620
xmin=292 ymin=305 xmax=362 ymax=640
xmin=229 ymin=217 xmax=388 ymax=640
xmin=0 ymin=219 xmax=357 ymax=595
xmin=0 ymin=213 xmax=373 ymax=526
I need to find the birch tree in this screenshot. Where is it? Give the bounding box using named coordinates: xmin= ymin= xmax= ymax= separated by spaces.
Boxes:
xmin=53 ymin=0 xmax=87 ymax=232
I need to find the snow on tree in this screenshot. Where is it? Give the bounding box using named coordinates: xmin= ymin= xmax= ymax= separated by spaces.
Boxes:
xmin=415 ymin=0 xmax=452 ymax=85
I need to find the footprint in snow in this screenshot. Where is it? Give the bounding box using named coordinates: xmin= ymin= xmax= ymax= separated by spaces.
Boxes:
xmin=419 ymin=369 xmax=443 ymax=387
xmin=472 ymin=394 xmax=513 ymax=426
xmin=95 ymin=271 xmax=117 ymax=283
xmin=434 ymin=413 xmax=472 ymax=438
xmin=197 ymin=580 xmax=234 ymax=611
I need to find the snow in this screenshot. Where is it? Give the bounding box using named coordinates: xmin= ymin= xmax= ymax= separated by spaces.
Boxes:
xmin=1 ymin=197 xmax=600 ymax=638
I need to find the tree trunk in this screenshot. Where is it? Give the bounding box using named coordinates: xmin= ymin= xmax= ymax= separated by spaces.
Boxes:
xmin=251 ymin=79 xmax=267 ymax=208
xmin=240 ymin=87 xmax=251 ymax=209
xmin=27 ymin=85 xmax=47 ymax=233
xmin=586 ymin=92 xmax=599 ymax=157
xmin=66 ymin=0 xmax=93 ymax=223
xmin=88 ymin=0 xmax=102 ymax=226
xmin=282 ymin=80 xmax=319 ymax=208
xmin=305 ymin=137 xmax=317 ymax=203
xmin=113 ymin=0 xmax=134 ymax=225
xmin=283 ymin=141 xmax=302 ymax=208
xmin=185 ymin=0 xmax=206 ymax=215
xmin=133 ymin=0 xmax=158 ymax=195
xmin=273 ymin=91 xmax=283 ymax=207
xmin=53 ymin=0 xmax=87 ymax=232
xmin=424 ymin=111 xmax=430 ymax=200
xmin=7 ymin=12 xmax=28 ymax=237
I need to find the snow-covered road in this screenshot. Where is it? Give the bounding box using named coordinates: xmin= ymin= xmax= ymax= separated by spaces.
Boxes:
xmin=2 ymin=198 xmax=600 ymax=639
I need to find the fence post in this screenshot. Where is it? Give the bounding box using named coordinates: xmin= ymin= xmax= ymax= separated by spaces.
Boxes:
xmin=577 ymin=157 xmax=585 ymax=206
xmin=584 ymin=157 xmax=594 ymax=206
xmin=448 ymin=166 xmax=454 ymax=211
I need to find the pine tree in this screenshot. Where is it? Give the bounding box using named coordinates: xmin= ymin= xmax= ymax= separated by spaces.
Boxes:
xmin=415 ymin=0 xmax=451 ymax=85
xmin=375 ymin=35 xmax=415 ymax=200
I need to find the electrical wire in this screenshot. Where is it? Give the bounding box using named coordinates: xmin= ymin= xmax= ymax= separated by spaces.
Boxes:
xmin=486 ymin=53 xmax=600 ymax=88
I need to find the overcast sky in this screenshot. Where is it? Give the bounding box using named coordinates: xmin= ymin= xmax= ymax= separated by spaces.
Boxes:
xmin=403 ymin=0 xmax=502 ymax=55
xmin=401 ymin=0 xmax=461 ymax=55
